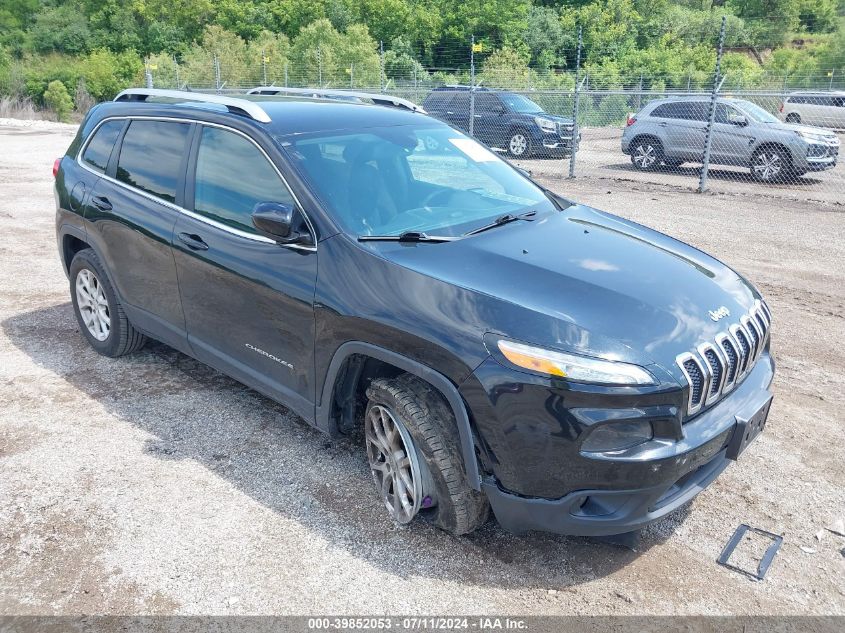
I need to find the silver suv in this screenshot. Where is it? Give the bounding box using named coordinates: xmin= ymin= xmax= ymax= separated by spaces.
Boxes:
xmin=622 ymin=97 xmax=840 ymax=182
xmin=780 ymin=92 xmax=845 ymax=129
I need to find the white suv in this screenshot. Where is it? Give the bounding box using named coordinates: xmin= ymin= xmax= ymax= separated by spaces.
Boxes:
xmin=780 ymin=92 xmax=845 ymax=129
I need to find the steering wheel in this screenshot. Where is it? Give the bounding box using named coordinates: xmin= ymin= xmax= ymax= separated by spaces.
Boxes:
xmin=419 ymin=188 xmax=453 ymax=209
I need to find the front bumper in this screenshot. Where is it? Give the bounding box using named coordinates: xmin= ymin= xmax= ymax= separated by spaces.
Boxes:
xmin=535 ymin=130 xmax=576 ymax=156
xmin=484 ymin=447 xmax=730 ymax=536
xmin=463 ymin=352 xmax=774 ymax=536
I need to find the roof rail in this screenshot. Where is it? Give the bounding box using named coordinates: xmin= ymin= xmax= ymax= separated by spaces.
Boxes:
xmin=432 ymin=85 xmax=491 ymax=92
xmin=246 ymin=86 xmax=426 ymax=113
xmin=114 ymin=88 xmax=272 ymax=123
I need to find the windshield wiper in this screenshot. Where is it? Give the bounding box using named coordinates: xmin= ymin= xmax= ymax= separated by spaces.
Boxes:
xmin=464 ymin=210 xmax=536 ymax=236
xmin=358 ymin=231 xmax=458 ymax=243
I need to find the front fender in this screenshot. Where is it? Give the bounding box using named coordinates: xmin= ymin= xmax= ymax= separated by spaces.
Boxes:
xmin=317 ymin=341 xmax=483 ymax=490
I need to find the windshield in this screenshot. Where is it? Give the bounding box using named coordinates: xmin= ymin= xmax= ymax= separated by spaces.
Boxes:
xmin=736 ymin=100 xmax=780 ymax=123
xmin=283 ymin=125 xmax=555 ymax=237
xmin=500 ymin=94 xmax=543 ymax=113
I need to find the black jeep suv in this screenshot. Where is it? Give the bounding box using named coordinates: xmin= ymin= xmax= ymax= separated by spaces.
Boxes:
xmin=423 ymin=86 xmax=575 ymax=158
xmin=55 ymin=88 xmax=774 ymax=537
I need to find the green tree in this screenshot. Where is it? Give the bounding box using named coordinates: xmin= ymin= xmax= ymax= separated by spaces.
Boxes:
xmin=29 ymin=5 xmax=91 ymax=55
xmin=524 ymin=5 xmax=566 ymax=69
xmin=479 ymin=47 xmax=535 ymax=89
xmin=289 ymin=18 xmax=380 ymax=87
xmin=87 ymin=0 xmax=143 ymax=53
xmin=247 ymin=30 xmax=291 ymax=85
xmin=0 ymin=0 xmax=39 ymax=52
xmin=43 ymin=79 xmax=73 ymax=121
xmin=181 ymin=26 xmax=250 ymax=87
xmin=80 ymin=49 xmax=143 ymax=100
xmin=796 ymin=0 xmax=839 ymax=33
xmin=726 ymin=0 xmax=801 ymax=46
xmin=383 ymin=36 xmax=428 ymax=84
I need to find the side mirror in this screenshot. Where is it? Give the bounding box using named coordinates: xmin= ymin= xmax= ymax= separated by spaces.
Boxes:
xmin=730 ymin=115 xmax=748 ymax=127
xmin=493 ymin=105 xmax=506 ymax=115
xmin=251 ymin=202 xmax=310 ymax=245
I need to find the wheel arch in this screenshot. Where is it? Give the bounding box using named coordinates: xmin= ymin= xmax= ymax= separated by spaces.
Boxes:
xmin=317 ymin=341 xmax=482 ymax=490
xmin=751 ymin=141 xmax=794 ymax=166
xmin=629 ymin=134 xmax=664 ymax=151
xmin=60 ymin=225 xmax=90 ymax=276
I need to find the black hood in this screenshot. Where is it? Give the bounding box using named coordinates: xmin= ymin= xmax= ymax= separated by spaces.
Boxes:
xmin=376 ymin=205 xmax=759 ymax=372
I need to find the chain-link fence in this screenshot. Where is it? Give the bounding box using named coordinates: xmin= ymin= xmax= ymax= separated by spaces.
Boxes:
xmin=142 ymin=17 xmax=844 ymax=203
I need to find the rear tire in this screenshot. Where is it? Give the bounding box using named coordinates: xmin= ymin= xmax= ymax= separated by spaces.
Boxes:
xmin=364 ymin=374 xmax=489 ymax=535
xmin=785 ymin=113 xmax=801 ymax=124
xmin=630 ymin=137 xmax=663 ymax=171
xmin=69 ymin=248 xmax=147 ymax=357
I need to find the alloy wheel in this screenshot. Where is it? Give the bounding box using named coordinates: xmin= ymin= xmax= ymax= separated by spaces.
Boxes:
xmin=633 ymin=143 xmax=657 ymax=169
xmin=509 ymin=133 xmax=528 ymax=156
xmin=753 ymin=151 xmax=782 ymax=181
xmin=365 ymin=404 xmax=425 ymax=524
xmin=75 ymin=269 xmax=110 ymax=341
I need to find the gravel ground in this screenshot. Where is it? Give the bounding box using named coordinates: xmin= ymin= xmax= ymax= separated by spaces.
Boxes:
xmin=0 ymin=120 xmax=843 ymax=616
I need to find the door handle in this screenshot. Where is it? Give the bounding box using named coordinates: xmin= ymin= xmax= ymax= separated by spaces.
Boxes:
xmin=91 ymin=195 xmax=112 ymax=211
xmin=177 ymin=232 xmax=209 ymax=251
xmin=657 ymin=122 xmax=667 ymax=127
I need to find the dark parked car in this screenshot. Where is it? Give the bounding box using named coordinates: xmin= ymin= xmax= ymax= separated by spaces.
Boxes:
xmin=423 ymin=86 xmax=575 ymax=158
xmin=55 ymin=88 xmax=774 ymax=537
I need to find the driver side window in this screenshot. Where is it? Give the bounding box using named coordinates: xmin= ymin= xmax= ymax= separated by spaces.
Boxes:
xmin=714 ymin=104 xmax=740 ymax=124
xmin=193 ymin=126 xmax=294 ymax=234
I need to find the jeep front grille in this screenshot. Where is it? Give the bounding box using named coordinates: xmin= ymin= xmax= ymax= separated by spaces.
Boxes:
xmin=676 ymin=300 xmax=771 ymax=417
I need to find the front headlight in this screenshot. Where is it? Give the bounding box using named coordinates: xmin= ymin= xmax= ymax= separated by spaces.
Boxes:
xmin=794 ymin=129 xmax=831 ymax=143
xmin=497 ymin=340 xmax=656 ymax=385
xmin=534 ymin=116 xmax=557 ymax=133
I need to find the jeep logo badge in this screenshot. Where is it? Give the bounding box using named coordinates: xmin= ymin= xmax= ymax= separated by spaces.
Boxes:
xmin=709 ymin=306 xmax=730 ymax=322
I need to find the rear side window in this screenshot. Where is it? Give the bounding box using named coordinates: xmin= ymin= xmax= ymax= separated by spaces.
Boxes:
xmin=192 ymin=126 xmax=294 ymax=234
xmin=423 ymin=92 xmax=453 ymax=109
xmin=451 ymin=93 xmax=470 ymax=111
xmin=651 ymin=102 xmax=708 ymax=121
xmin=82 ymin=120 xmax=124 ymax=172
xmin=116 ymin=120 xmax=191 ymax=203
xmin=475 ymin=93 xmax=501 ymax=112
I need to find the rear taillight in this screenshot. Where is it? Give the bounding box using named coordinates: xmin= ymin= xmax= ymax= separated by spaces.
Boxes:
xmin=626 ymin=114 xmax=636 ymax=127
xmin=52 ymin=158 xmax=61 ymax=178
xmin=779 ymin=103 xmax=784 ymax=113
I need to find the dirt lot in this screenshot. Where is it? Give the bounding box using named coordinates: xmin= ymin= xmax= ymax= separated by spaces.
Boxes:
xmin=0 ymin=119 xmax=843 ymax=616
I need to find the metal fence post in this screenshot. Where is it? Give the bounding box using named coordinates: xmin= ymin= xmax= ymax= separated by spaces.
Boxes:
xmin=469 ymin=35 xmax=476 ymax=137
xmin=214 ymin=54 xmax=221 ymax=93
xmin=284 ymin=62 xmax=288 ymax=87
xmin=173 ymin=55 xmax=179 ymax=89
xmin=144 ymin=58 xmax=153 ymax=88
xmin=262 ymin=48 xmax=267 ymax=85
xmin=698 ymin=15 xmax=726 ymax=194
xmin=635 ymin=73 xmax=643 ymax=111
xmin=317 ymin=46 xmax=322 ymax=87
xmin=379 ymin=41 xmax=385 ymax=93
xmin=568 ymin=24 xmax=583 ymax=179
